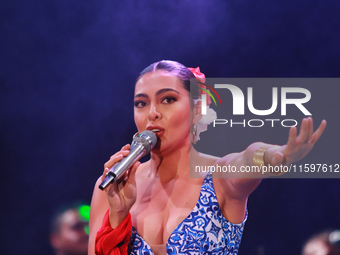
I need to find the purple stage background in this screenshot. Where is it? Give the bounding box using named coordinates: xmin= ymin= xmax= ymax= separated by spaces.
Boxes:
xmin=1 ymin=0 xmax=340 ymax=254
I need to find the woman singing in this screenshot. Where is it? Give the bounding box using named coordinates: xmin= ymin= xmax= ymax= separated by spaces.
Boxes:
xmin=88 ymin=60 xmax=326 ymax=255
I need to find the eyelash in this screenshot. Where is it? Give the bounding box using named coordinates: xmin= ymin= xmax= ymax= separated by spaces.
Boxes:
xmin=134 ymin=96 xmax=177 ymax=108
xmin=134 ymin=100 xmax=147 ymax=108
xmin=162 ymin=96 xmax=177 ymax=104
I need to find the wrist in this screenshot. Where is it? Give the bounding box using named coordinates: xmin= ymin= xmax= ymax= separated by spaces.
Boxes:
xmin=253 ymin=145 xmax=285 ymax=176
xmin=263 ymin=145 xmax=281 ymax=166
xmin=253 ymin=145 xmax=271 ymax=167
xmin=108 ymin=209 xmax=130 ymax=229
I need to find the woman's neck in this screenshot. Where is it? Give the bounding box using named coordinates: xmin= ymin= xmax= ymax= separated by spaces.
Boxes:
xmin=148 ymin=143 xmax=194 ymax=183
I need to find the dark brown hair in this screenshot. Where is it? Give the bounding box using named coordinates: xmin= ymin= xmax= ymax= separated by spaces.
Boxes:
xmin=139 ymin=60 xmax=200 ymax=101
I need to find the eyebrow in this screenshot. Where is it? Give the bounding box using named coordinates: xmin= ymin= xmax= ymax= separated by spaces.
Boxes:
xmin=134 ymin=88 xmax=180 ymax=98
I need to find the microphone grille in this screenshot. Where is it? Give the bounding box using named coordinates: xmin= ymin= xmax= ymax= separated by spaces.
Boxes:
xmin=133 ymin=130 xmax=157 ymax=153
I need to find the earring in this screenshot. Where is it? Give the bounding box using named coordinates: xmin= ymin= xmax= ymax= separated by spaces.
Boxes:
xmin=193 ymin=125 xmax=198 ymax=144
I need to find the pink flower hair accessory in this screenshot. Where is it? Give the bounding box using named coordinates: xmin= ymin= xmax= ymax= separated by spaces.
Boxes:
xmin=188 ymin=67 xmax=212 ymax=106
xmin=188 ymin=67 xmax=217 ymax=142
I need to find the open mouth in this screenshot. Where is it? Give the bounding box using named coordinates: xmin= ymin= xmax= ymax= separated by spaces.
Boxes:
xmin=147 ymin=127 xmax=164 ymax=137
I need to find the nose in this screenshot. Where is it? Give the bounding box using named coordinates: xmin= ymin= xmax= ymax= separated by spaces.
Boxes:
xmin=148 ymin=105 xmax=161 ymax=121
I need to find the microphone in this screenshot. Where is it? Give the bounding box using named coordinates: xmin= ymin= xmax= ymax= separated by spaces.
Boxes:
xmin=99 ymin=130 xmax=157 ymax=190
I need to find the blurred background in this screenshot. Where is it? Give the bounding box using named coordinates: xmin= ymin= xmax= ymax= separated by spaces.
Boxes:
xmin=1 ymin=0 xmax=340 ymax=254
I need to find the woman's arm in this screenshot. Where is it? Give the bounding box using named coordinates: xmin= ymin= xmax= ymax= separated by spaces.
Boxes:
xmin=88 ymin=144 xmax=140 ymax=255
xmin=214 ymin=118 xmax=326 ymax=213
xmin=88 ymin=177 xmax=110 ymax=255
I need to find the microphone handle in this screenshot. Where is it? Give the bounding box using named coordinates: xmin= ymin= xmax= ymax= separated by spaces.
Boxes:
xmin=99 ymin=142 xmax=146 ymax=190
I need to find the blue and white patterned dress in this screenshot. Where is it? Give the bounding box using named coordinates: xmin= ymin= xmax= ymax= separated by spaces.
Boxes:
xmin=128 ymin=174 xmax=247 ymax=255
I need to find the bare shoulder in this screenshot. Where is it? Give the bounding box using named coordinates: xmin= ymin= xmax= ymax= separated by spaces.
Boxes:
xmin=198 ymin=152 xmax=220 ymax=164
xmin=192 ymin=151 xmax=220 ymax=168
xmin=89 ymin=177 xmax=110 ymax=226
xmin=88 ymin=176 xmax=110 ymax=255
xmin=195 ymin=151 xmax=242 ymax=177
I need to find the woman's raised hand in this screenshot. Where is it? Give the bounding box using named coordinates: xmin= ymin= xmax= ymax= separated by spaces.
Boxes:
xmin=102 ymin=144 xmax=140 ymax=227
xmin=265 ymin=117 xmax=327 ymax=166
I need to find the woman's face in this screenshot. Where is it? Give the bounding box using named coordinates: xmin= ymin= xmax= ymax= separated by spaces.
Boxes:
xmin=134 ymin=70 xmax=192 ymax=154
